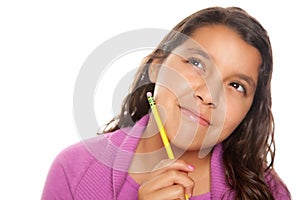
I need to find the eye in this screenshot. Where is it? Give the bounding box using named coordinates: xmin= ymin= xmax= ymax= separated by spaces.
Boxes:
xmin=187 ymin=57 xmax=205 ymax=71
xmin=229 ymin=82 xmax=246 ymax=94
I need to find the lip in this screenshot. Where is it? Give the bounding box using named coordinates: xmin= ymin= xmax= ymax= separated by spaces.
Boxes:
xmin=180 ymin=106 xmax=211 ymax=127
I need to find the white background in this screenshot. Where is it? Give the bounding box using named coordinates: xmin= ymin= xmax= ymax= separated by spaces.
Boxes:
xmin=0 ymin=0 xmax=299 ymax=199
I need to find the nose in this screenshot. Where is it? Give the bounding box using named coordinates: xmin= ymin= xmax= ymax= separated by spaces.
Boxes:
xmin=194 ymin=85 xmax=216 ymax=108
xmin=195 ymin=94 xmax=215 ymax=108
xmin=193 ymin=77 xmax=222 ymax=109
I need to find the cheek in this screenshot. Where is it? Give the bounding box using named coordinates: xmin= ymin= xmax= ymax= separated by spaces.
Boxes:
xmin=154 ymin=86 xmax=180 ymax=127
xmin=221 ymin=98 xmax=252 ymax=139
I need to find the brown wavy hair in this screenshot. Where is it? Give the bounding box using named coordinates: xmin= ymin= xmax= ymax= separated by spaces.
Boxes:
xmin=103 ymin=7 xmax=290 ymax=199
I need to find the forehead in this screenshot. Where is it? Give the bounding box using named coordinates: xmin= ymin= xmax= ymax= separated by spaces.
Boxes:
xmin=188 ymin=25 xmax=261 ymax=81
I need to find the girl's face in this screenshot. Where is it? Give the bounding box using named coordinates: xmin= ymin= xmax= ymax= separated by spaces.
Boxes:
xmin=152 ymin=25 xmax=261 ymax=153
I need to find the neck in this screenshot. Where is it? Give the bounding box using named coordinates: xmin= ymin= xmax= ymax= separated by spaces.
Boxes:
xmin=177 ymin=148 xmax=211 ymax=167
xmin=176 ymin=147 xmax=212 ymax=196
xmin=129 ymin=123 xmax=166 ymax=173
xmin=131 ymin=123 xmax=212 ymax=195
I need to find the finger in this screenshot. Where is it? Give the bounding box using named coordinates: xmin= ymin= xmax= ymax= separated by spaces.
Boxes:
xmin=141 ymin=170 xmax=194 ymax=196
xmin=157 ymin=184 xmax=187 ymax=200
xmin=152 ymin=159 xmax=195 ymax=173
xmin=142 ymin=184 xmax=187 ymax=200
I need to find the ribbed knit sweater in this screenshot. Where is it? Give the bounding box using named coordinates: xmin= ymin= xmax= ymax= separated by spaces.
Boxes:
xmin=41 ymin=115 xmax=290 ymax=199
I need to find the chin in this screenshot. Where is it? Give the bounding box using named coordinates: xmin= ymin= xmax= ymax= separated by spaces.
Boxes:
xmin=171 ymin=137 xmax=204 ymax=152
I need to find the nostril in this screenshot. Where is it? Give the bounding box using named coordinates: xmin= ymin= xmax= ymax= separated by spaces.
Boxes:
xmin=198 ymin=95 xmax=204 ymax=101
xmin=196 ymin=95 xmax=216 ymax=108
xmin=207 ymin=102 xmax=216 ymax=109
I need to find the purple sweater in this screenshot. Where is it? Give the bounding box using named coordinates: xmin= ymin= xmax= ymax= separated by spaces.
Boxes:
xmin=42 ymin=115 xmax=290 ymax=199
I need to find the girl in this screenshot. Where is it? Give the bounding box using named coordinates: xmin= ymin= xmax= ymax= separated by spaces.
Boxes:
xmin=42 ymin=6 xmax=291 ymax=200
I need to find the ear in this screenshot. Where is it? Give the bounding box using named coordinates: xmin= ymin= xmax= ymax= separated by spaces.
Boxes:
xmin=148 ymin=59 xmax=161 ymax=83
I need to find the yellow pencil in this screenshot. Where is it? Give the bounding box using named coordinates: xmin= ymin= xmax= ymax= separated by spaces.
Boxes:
xmin=146 ymin=92 xmax=174 ymax=159
xmin=146 ymin=92 xmax=189 ymax=200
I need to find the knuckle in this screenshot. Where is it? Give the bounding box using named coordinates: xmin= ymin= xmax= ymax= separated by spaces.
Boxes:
xmin=187 ymin=179 xmax=195 ymax=188
xmin=176 ymin=159 xmax=186 ymax=166
xmin=172 ymin=184 xmax=185 ymax=195
xmin=168 ymin=169 xmax=179 ymax=178
xmin=190 ymin=179 xmax=195 ymax=187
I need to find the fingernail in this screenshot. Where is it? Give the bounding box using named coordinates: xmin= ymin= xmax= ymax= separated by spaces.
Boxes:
xmin=187 ymin=164 xmax=194 ymax=171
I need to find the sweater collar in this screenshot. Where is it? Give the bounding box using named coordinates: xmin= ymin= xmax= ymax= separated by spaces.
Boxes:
xmin=112 ymin=114 xmax=149 ymax=199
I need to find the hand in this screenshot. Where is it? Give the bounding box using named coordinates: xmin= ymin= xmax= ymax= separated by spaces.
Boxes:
xmin=138 ymin=159 xmax=195 ymax=200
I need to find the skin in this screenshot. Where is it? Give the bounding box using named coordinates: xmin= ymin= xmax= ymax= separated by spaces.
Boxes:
xmin=130 ymin=25 xmax=262 ymax=199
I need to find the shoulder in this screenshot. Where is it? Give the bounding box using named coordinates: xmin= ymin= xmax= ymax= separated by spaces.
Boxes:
xmin=42 ymin=133 xmax=119 ymax=198
xmin=54 ymin=140 xmax=96 ymax=175
xmin=265 ymin=169 xmax=291 ymax=199
xmin=41 ymin=138 xmax=96 ymax=198
xmin=45 ymin=139 xmax=98 ymax=190
xmin=42 ymin=123 xmax=145 ymax=199
xmin=51 ymin=131 xmax=125 ymax=184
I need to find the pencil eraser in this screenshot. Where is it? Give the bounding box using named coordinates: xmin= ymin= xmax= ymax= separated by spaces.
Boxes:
xmin=146 ymin=92 xmax=152 ymax=97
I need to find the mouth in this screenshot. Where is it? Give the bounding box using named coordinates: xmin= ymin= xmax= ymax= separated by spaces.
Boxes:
xmin=180 ymin=106 xmax=211 ymax=127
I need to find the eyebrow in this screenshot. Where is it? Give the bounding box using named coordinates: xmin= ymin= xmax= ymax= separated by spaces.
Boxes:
xmin=187 ymin=47 xmax=211 ymax=60
xmin=235 ymin=73 xmax=256 ymax=89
